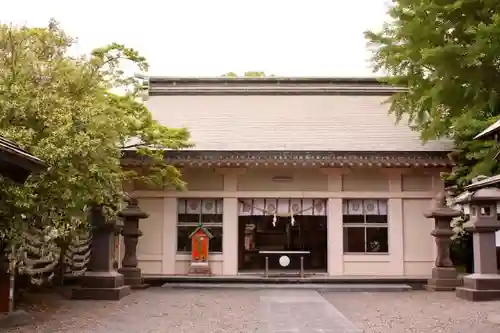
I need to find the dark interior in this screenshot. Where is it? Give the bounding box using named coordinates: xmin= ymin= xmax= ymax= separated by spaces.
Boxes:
xmin=238 ymin=215 xmax=327 ymax=272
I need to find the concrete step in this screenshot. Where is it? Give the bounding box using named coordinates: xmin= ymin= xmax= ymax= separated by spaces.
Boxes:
xmin=161 ymin=283 xmax=412 ymax=292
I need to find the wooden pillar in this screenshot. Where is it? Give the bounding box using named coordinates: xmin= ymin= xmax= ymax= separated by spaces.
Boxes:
xmin=0 ymin=240 xmax=9 ymax=313
xmin=162 ymin=198 xmax=177 ymax=274
xmin=216 ymin=168 xmax=246 ymax=276
xmin=320 ymin=168 xmax=345 ymax=276
xmin=387 ymin=169 xmax=405 ymax=275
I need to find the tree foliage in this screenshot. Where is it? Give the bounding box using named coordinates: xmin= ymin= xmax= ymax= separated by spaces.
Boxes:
xmin=365 ymin=0 xmax=500 ymax=189
xmin=0 ymin=20 xmax=191 ymax=250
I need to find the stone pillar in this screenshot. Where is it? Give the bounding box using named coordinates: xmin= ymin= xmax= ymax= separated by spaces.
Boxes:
xmin=455 ymin=186 xmax=500 ymax=301
xmin=424 ymin=192 xmax=462 ymax=291
xmin=71 ymin=205 xmax=131 ymax=300
xmin=118 ymin=198 xmax=149 ymax=288
xmin=113 ymin=219 xmax=123 ymax=270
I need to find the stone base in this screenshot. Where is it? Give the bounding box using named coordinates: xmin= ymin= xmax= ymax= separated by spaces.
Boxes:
xmin=79 ymin=271 xmax=125 ymax=289
xmin=426 ymin=267 xmax=460 ymax=291
xmin=71 ymin=271 xmax=131 ymax=300
xmin=456 ymin=273 xmax=500 ymax=301
xmin=118 ymin=267 xmax=147 ymax=288
xmin=188 ymin=262 xmax=212 ymax=276
xmin=71 ymin=285 xmax=131 ymax=300
xmin=131 ymin=284 xmax=150 ymax=290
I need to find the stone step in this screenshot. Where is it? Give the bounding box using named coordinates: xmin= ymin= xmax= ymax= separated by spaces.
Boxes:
xmin=161 ymin=283 xmax=412 ymax=292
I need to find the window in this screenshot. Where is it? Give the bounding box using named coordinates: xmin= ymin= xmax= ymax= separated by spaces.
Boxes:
xmin=177 ymin=199 xmax=223 ymax=253
xmin=342 ymin=199 xmax=388 ymax=253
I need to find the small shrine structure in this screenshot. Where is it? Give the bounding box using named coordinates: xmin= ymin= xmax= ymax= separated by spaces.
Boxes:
xmin=187 ymin=223 xmax=213 ymax=276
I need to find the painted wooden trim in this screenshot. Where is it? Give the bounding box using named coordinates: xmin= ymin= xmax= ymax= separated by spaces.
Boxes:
xmin=132 ymin=190 xmax=438 ymax=199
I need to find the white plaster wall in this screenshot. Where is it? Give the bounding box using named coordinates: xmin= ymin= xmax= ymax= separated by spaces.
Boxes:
xmin=402 ymin=199 xmax=434 ymax=276
xmin=136 ymin=198 xmax=165 ymax=274
xmin=238 ymin=168 xmax=328 ymax=191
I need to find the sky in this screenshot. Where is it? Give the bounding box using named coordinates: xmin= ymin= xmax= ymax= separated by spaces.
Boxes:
xmin=1 ymin=0 xmax=391 ymax=77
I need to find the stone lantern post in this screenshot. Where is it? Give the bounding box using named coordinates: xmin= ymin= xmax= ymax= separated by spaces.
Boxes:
xmin=455 ymin=186 xmax=500 ymax=301
xmin=118 ymin=197 xmax=149 ymax=288
xmin=71 ymin=205 xmax=131 ymax=300
xmin=425 ymin=192 xmax=462 ymax=291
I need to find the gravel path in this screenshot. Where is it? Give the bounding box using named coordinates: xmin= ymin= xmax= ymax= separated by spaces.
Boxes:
xmin=6 ymin=289 xmax=262 ymax=333
xmin=323 ymin=290 xmax=500 ymax=333
xmin=3 ymin=288 xmax=500 ymax=333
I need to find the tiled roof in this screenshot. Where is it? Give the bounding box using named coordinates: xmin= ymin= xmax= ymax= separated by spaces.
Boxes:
xmin=144 ymin=77 xmax=452 ymax=152
xmin=0 ymin=136 xmax=45 ymax=166
xmin=0 ymin=136 xmax=46 ymax=183
xmin=122 ymin=150 xmax=452 ymax=168
xmin=475 ymin=119 xmax=500 ymax=139
xmin=147 ymin=76 xmax=406 ymax=96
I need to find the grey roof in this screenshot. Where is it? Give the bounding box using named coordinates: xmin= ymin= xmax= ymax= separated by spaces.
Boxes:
xmin=146 ymin=76 xmax=406 ymax=96
xmin=474 ymin=119 xmax=500 ymax=139
xmin=0 ymin=136 xmax=46 ymax=183
xmin=0 ymin=137 xmax=45 ymax=166
xmin=143 ymin=76 xmax=452 ymax=152
xmin=465 ymin=174 xmax=500 ymax=190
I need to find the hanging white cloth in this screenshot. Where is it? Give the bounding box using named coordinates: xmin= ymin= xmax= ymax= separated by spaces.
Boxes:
xmin=238 ymin=199 xmax=324 ymax=227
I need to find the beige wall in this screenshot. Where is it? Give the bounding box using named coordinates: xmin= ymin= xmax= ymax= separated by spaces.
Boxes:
xmin=237 ymin=168 xmax=328 ymax=191
xmin=131 ymin=167 xmax=443 ymax=277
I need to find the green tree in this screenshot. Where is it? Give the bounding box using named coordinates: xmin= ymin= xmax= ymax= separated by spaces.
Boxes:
xmin=221 ymin=71 xmax=274 ymax=77
xmin=0 ymin=20 xmax=190 ymax=253
xmin=365 ymin=0 xmax=500 ymax=189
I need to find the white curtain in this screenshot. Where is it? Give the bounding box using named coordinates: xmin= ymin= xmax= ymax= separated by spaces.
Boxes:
xmin=237 ymin=198 xmax=327 ymax=216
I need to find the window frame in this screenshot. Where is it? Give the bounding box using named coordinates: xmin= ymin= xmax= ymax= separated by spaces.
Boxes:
xmin=176 ymin=198 xmax=223 ymax=254
xmin=342 ymin=199 xmax=389 ymax=254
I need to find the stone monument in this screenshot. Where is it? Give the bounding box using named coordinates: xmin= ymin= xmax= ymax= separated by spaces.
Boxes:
xmin=424 ymin=192 xmax=462 ymax=291
xmin=118 ymin=197 xmax=149 ymax=289
xmin=455 ymin=186 xmax=500 ymax=301
xmin=71 ymin=205 xmax=131 ymax=300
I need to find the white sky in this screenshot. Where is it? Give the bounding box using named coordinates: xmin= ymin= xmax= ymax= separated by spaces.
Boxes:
xmin=1 ymin=0 xmax=391 ymax=77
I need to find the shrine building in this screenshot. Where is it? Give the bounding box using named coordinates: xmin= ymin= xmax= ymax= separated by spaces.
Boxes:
xmin=121 ymin=77 xmax=452 ymax=277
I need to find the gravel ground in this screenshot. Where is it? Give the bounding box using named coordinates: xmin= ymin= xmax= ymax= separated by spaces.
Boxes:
xmin=3 ymin=288 xmax=500 ymax=333
xmin=323 ymin=290 xmax=500 ymax=333
xmin=5 ymin=289 xmax=262 ymax=333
